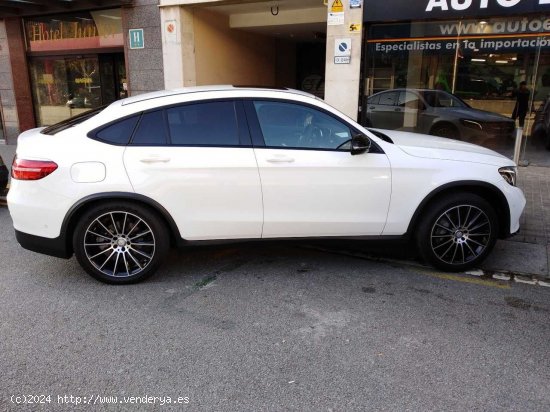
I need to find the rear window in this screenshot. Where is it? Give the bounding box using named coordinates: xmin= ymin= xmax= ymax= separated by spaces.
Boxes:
xmin=95 ymin=116 xmax=140 ymax=145
xmin=41 ymin=106 xmax=106 ymax=135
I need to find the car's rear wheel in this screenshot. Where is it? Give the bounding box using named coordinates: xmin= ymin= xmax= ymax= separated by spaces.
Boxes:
xmin=416 ymin=193 xmax=498 ymax=272
xmin=73 ymin=202 xmax=169 ymax=284
xmin=430 ymin=123 xmax=460 ymax=140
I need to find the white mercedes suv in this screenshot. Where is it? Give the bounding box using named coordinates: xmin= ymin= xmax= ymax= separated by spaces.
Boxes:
xmin=8 ymin=86 xmax=525 ymax=284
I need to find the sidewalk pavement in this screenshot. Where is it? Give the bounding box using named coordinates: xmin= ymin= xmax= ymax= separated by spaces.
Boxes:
xmin=1 ymin=142 xmax=550 ymax=279
xmin=481 ymin=166 xmax=550 ymax=279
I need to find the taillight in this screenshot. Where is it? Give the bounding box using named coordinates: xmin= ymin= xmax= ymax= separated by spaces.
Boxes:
xmin=11 ymin=156 xmax=58 ymax=180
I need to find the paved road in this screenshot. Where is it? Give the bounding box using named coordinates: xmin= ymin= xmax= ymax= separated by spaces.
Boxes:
xmin=0 ymin=207 xmax=549 ymax=411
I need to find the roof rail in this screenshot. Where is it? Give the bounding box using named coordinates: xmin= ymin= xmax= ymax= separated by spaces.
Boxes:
xmin=120 ymin=85 xmax=317 ymax=106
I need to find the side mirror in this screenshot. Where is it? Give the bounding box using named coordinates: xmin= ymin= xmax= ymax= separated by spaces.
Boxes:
xmin=351 ymin=134 xmax=371 ymax=156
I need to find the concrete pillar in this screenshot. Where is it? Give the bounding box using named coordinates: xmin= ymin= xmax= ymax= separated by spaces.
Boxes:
xmin=122 ymin=1 xmax=165 ymax=96
xmin=160 ymin=5 xmax=196 ymax=89
xmin=324 ymin=3 xmax=363 ymax=120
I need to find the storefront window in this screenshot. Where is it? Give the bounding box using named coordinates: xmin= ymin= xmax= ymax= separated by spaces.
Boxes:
xmin=29 ymin=54 xmax=126 ymax=126
xmin=30 ymin=56 xmax=99 ymax=125
xmin=362 ymin=15 xmax=549 ymax=153
xmin=25 ymin=9 xmax=125 ymax=126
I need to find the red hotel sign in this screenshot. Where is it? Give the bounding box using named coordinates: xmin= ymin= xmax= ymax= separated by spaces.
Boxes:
xmin=25 ymin=9 xmax=123 ymax=52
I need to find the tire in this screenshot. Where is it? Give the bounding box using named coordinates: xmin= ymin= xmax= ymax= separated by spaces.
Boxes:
xmin=73 ymin=201 xmax=169 ymax=284
xmin=545 ymin=130 xmax=550 ymax=151
xmin=430 ymin=123 xmax=460 ymax=140
xmin=415 ymin=193 xmax=498 ymax=272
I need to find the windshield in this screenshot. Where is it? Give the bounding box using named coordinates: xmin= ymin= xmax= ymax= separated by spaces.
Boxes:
xmin=41 ymin=105 xmax=107 ymax=135
xmin=420 ymin=91 xmax=467 ymax=108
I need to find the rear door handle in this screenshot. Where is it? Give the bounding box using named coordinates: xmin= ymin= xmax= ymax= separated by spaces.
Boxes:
xmin=267 ymin=156 xmax=295 ymax=164
xmin=140 ymin=157 xmax=171 ymax=164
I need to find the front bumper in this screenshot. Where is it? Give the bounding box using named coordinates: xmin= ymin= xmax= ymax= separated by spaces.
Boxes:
xmin=461 ymin=127 xmax=515 ymax=140
xmin=506 ymin=185 xmax=526 ymax=236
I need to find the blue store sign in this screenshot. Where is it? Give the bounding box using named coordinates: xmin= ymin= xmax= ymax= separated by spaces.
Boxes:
xmin=364 ymin=0 xmax=550 ymax=22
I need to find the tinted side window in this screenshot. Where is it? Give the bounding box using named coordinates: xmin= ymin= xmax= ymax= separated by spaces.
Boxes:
xmin=398 ymin=91 xmax=423 ymax=109
xmin=131 ymin=110 xmax=168 ymax=145
xmin=167 ymin=101 xmax=239 ymax=146
xmin=378 ymin=92 xmax=398 ymax=106
xmin=95 ymin=115 xmax=139 ymax=145
xmin=368 ymin=94 xmax=381 ymax=105
xmin=253 ymin=101 xmax=352 ymax=150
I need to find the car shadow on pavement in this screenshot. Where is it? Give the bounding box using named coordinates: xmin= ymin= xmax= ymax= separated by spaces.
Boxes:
xmin=153 ymin=239 xmax=420 ymax=284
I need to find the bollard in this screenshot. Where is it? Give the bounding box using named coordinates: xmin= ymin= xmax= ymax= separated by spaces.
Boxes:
xmin=513 ymin=127 xmax=523 ymax=166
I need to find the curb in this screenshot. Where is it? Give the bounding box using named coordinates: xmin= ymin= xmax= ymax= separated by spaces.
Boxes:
xmin=304 ymin=245 xmax=550 ymax=288
xmin=468 ymin=269 xmax=550 ymax=288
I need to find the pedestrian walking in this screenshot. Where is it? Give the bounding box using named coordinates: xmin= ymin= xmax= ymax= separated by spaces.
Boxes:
xmin=512 ymin=81 xmax=531 ymax=127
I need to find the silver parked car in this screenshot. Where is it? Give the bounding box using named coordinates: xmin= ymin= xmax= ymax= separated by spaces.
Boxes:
xmin=365 ymin=89 xmax=515 ymax=140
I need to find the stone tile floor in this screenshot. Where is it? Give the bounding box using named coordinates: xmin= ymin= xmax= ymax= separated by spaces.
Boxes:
xmin=516 ymin=166 xmax=550 ymax=245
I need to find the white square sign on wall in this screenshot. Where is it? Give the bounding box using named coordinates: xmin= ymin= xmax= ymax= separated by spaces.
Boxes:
xmin=334 ymin=38 xmax=351 ymax=64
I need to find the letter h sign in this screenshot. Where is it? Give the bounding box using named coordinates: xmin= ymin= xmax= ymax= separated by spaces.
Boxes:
xmin=129 ymin=29 xmax=144 ymax=49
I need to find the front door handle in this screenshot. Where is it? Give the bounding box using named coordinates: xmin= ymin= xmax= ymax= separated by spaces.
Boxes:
xmin=267 ymin=156 xmax=295 ymax=164
xmin=140 ymin=157 xmax=171 ymax=164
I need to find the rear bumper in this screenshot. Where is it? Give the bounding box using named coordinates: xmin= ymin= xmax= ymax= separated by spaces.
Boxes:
xmin=15 ymin=229 xmax=72 ymax=259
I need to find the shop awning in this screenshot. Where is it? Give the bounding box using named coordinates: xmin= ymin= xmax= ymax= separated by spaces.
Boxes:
xmin=0 ymin=0 xmax=133 ymax=18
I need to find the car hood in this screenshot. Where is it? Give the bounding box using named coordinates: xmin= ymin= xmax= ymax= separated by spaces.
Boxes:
xmin=375 ymin=129 xmax=515 ymax=166
xmin=437 ymin=107 xmax=513 ymax=122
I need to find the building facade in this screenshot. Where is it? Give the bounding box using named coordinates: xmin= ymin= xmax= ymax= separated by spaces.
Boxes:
xmin=0 ymin=0 xmax=164 ymax=144
xmin=2 ymin=0 xmax=550 ymax=157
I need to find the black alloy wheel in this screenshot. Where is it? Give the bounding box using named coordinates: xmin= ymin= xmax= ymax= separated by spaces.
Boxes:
xmin=73 ymin=201 xmax=169 ymax=284
xmin=416 ymin=193 xmax=498 ymax=272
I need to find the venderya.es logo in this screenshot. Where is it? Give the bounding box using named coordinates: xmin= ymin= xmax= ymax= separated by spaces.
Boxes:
xmin=426 ymin=0 xmax=550 ymax=12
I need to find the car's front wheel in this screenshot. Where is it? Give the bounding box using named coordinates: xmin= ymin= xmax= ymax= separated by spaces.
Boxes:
xmin=416 ymin=193 xmax=498 ymax=272
xmin=73 ymin=202 xmax=169 ymax=284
